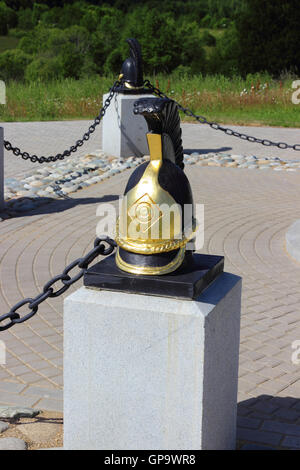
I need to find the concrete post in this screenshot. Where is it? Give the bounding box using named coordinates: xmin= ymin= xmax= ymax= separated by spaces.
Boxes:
xmin=102 ymin=93 xmax=154 ymax=158
xmin=0 ymin=127 xmax=4 ymax=211
xmin=64 ymin=272 xmax=242 ymax=450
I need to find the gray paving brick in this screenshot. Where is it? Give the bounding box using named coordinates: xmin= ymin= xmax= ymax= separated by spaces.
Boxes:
xmin=237 ymin=416 xmax=262 ymax=430
xmin=36 ymin=398 xmax=63 ymax=412
xmin=270 ymin=397 xmax=298 ymax=409
xmin=240 ymin=443 xmax=276 ymax=450
xmin=262 ymin=420 xmax=300 ymax=437
xmin=0 ymin=382 xmax=26 ymax=393
xmin=282 ymin=436 xmax=300 ymax=449
xmin=0 ymin=390 xmax=37 ymax=407
xmin=22 ymin=386 xmax=63 ymax=401
xmin=273 ymin=407 xmax=300 ymax=422
xmin=237 ymin=427 xmax=282 ymax=447
xmin=251 ymin=400 xmax=279 ymax=415
xmin=249 ymin=412 xmax=276 ymax=421
xmin=237 ymin=405 xmax=251 ymax=417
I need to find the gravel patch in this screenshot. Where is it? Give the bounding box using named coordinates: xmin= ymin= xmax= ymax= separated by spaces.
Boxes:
xmin=3 ymin=150 xmax=299 ymax=215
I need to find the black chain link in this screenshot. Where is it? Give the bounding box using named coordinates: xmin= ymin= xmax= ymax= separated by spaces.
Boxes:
xmin=3 ymin=81 xmax=120 ymax=164
xmin=144 ymin=80 xmax=300 ymax=152
xmin=0 ymin=237 xmax=116 ymax=331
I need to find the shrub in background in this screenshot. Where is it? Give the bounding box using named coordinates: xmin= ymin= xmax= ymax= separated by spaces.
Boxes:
xmin=0 ymin=48 xmax=32 ymax=80
xmin=25 ymin=56 xmax=64 ymax=81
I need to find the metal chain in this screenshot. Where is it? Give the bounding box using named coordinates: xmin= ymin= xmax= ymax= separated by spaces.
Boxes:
xmin=144 ymin=80 xmax=300 ymax=152
xmin=0 ymin=237 xmax=116 ymax=331
xmin=3 ymin=81 xmax=120 ymax=164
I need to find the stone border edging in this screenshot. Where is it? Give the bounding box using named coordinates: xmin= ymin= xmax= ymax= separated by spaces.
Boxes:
xmin=286 ymin=219 xmax=300 ymax=263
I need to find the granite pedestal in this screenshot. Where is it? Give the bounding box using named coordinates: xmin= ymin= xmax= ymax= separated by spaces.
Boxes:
xmin=64 ymin=271 xmax=242 ymax=450
xmin=102 ymin=93 xmax=154 ymax=158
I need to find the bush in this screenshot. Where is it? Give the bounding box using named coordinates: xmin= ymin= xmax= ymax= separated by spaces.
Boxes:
xmin=0 ymin=48 xmax=32 ymax=80
xmin=214 ymin=17 xmax=230 ymax=29
xmin=208 ymin=26 xmax=240 ymax=75
xmin=200 ymin=14 xmax=213 ymax=28
xmin=201 ymin=30 xmax=216 ymax=47
xmin=60 ymin=42 xmax=84 ymax=79
xmin=17 ymin=7 xmax=34 ymax=30
xmin=103 ymin=49 xmax=123 ymax=75
xmin=25 ymin=56 xmax=64 ymax=81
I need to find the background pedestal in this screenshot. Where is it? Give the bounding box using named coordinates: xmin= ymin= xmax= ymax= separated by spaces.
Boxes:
xmin=64 ymin=272 xmax=242 ymax=450
xmin=102 ymin=93 xmax=154 ymax=158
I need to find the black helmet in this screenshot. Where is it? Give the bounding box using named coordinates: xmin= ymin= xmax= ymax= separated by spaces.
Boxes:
xmin=115 ymin=98 xmax=197 ymax=275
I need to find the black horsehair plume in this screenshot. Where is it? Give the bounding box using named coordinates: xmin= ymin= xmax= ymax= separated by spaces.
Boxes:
xmin=126 ymin=38 xmax=143 ymax=87
xmin=134 ymin=98 xmax=184 ymax=170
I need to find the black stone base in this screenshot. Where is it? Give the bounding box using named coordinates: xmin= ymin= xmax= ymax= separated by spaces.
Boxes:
xmin=84 ymin=253 xmax=224 ymax=300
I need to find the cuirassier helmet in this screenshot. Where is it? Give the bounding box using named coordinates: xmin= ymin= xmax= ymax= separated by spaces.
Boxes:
xmin=115 ymin=97 xmax=197 ymax=275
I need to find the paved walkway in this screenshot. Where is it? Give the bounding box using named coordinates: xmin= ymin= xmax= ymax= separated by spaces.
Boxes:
xmin=0 ymin=122 xmax=300 ymax=448
xmin=1 ymin=120 xmax=300 ymax=178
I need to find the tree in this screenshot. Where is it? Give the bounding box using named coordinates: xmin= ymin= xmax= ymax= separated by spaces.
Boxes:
xmin=236 ymin=0 xmax=300 ymax=76
xmin=25 ymin=55 xmax=64 ymax=81
xmin=208 ymin=25 xmax=240 ymax=75
xmin=90 ymin=6 xmax=123 ymax=72
xmin=0 ymin=49 xmax=32 ymax=81
xmin=0 ymin=0 xmax=18 ymax=34
xmin=121 ymin=7 xmax=206 ymax=74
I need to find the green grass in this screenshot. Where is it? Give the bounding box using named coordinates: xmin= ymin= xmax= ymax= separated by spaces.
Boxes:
xmin=0 ymin=73 xmax=299 ymax=127
xmin=0 ymin=35 xmax=19 ymax=53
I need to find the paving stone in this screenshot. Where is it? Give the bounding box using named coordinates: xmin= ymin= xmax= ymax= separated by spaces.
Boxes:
xmin=237 ymin=416 xmax=262 ymax=430
xmin=251 ymin=400 xmax=279 ymax=415
xmin=0 ymin=421 xmax=9 ymax=433
xmin=262 ymin=420 xmax=300 ymax=437
xmin=237 ymin=427 xmax=282 ymax=447
xmin=0 ymin=391 xmax=37 ymax=408
xmin=0 ymin=382 xmax=26 ymax=394
xmin=17 ymin=422 xmax=61 ymax=443
xmin=0 ymin=406 xmax=40 ymax=419
xmin=273 ymin=407 xmax=300 ymax=422
xmin=36 ymin=398 xmax=63 ymax=412
xmin=282 ymin=435 xmax=300 ymax=449
xmin=22 ymin=386 xmax=63 ymax=401
xmin=240 ymin=443 xmax=276 ymax=450
xmin=0 ymin=437 xmax=27 ymax=450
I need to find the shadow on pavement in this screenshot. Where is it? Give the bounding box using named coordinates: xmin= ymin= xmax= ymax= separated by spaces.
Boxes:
xmin=184 ymin=147 xmax=232 ymax=155
xmin=1 ymin=194 xmax=120 ymax=219
xmin=237 ymin=394 xmax=300 ymax=450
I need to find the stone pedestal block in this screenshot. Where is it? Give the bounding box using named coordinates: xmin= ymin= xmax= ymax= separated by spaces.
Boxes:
xmin=64 ymin=272 xmax=242 ymax=450
xmin=102 ymin=93 xmax=154 ymax=158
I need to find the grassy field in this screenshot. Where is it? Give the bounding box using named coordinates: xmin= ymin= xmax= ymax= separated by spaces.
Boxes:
xmin=0 ymin=73 xmax=299 ymax=127
xmin=0 ymin=35 xmax=19 ymax=53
